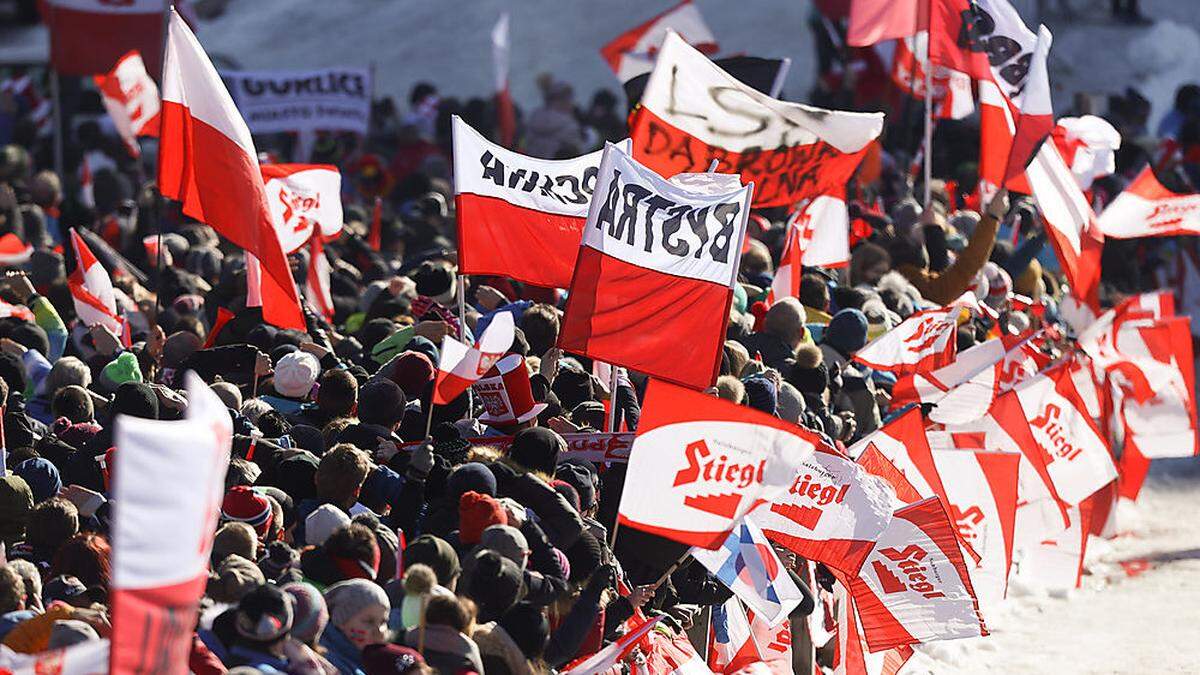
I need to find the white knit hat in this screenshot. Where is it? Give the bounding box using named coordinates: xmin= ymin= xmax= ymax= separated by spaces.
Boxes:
xmin=274 ymin=351 xmax=320 ymax=398
xmin=306 ymin=503 xmax=351 ymax=547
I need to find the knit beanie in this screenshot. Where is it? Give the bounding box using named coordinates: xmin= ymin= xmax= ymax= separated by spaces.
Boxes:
xmin=305 ymin=504 xmax=351 ymax=547
xmin=282 ymin=582 xmax=329 ymax=645
xmin=235 ymin=583 xmax=294 ymax=643
xmin=458 ymin=491 xmax=507 ymax=546
xmin=742 ymin=375 xmax=778 ymax=416
xmin=46 ymin=619 xmax=97 ymax=650
xmin=446 ymin=463 xmax=496 ymax=504
xmin=777 ymin=381 xmax=805 ymax=424
xmin=401 ymin=535 xmax=460 ymax=588
xmin=508 ymin=427 xmax=565 ymax=476
xmin=357 ymin=380 xmax=406 ymax=428
xmin=208 ymin=554 xmax=266 ymax=604
xmin=112 ymin=382 xmax=158 ymax=420
xmin=13 ymin=458 xmax=61 ymax=503
xmin=478 ymin=525 xmax=529 ymax=570
xmin=0 ymin=476 xmax=33 ymax=544
xmin=274 ymin=351 xmax=320 ymax=399
xmin=461 ymin=549 xmax=525 ymax=623
xmin=212 ymin=522 xmax=257 ymax=564
xmin=499 ymin=602 xmax=550 ymax=660
xmin=554 ymin=462 xmax=596 ymax=511
xmin=362 ymin=643 xmax=426 ymax=675
xmin=380 ymin=352 xmax=435 ymax=400
xmin=824 ymin=308 xmax=870 ymax=356
xmin=162 ymin=331 xmax=203 ymax=370
xmin=221 ymin=486 xmax=274 ymax=539
xmin=259 ymin=540 xmax=300 ymax=583
xmin=551 ymin=366 xmax=593 ymax=411
xmin=101 ymin=352 xmax=143 ymax=390
xmin=398 ymin=564 xmax=455 ymax=630
xmin=324 ymin=579 xmax=390 ymax=629
xmin=370 ymin=326 xmax=415 ymax=366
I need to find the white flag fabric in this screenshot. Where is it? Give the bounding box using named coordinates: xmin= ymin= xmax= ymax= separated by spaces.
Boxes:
xmin=600 ymin=0 xmax=717 ymax=82
xmin=0 ymin=639 xmax=109 ymax=674
xmin=1097 ymin=165 xmax=1200 ymax=238
xmin=94 ymin=50 xmax=160 ymax=158
xmin=433 ymin=311 xmax=516 ymax=405
xmin=68 ymin=228 xmax=122 ymax=334
xmin=260 ymin=163 xmax=344 ymax=254
xmin=853 ymin=293 xmax=978 ymax=375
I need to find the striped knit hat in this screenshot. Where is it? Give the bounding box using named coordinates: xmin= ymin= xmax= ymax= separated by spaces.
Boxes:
xmin=221 ymin=486 xmax=274 ymax=538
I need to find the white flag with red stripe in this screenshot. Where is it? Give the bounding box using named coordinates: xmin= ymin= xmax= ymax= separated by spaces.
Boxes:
xmin=631 ymin=31 xmax=883 ymax=209
xmin=831 ymin=583 xmax=913 ymax=675
xmin=755 ymin=443 xmax=894 ymax=575
xmin=1001 ymin=25 xmax=1055 ymax=189
xmin=845 ymin=497 xmax=988 ymax=651
xmin=559 ymin=143 xmax=751 ymax=390
xmin=1052 ymin=116 xmax=1121 ymax=191
xmin=563 ymin=617 xmax=663 ymax=675
xmin=110 ymin=373 xmax=231 ymax=673
xmin=618 ymin=379 xmax=818 ymax=549
xmin=1097 ymin=165 xmax=1200 ymax=238
xmin=94 ymin=50 xmax=161 ymax=158
xmin=433 ymin=312 xmax=516 ymax=405
xmin=925 ymin=332 xmax=1048 ymax=425
xmin=261 ymin=163 xmax=344 ymax=254
xmin=304 ymin=236 xmax=335 ymax=322
xmin=852 ymin=292 xmax=977 ymax=375
xmin=600 ymin=0 xmax=717 ymax=82
xmin=157 ymin=9 xmax=303 ymax=330
xmin=68 ymin=228 xmax=122 ymax=333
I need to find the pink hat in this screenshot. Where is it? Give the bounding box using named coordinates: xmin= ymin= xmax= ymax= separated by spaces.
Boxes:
xmin=472 ymin=354 xmax=547 ymax=425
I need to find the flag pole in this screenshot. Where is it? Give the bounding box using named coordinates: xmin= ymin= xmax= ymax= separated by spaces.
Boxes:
xmin=456 ymin=273 xmax=468 ymax=344
xmin=769 ymin=57 xmax=792 ymax=99
xmin=922 ymin=0 xmax=934 ymax=209
xmin=154 ymin=0 xmax=174 ymax=322
xmin=605 ymin=366 xmax=619 ymax=432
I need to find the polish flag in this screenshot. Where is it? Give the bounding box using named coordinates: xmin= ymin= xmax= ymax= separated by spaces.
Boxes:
xmin=1011 ymin=363 xmax=1117 ymax=505
xmin=754 ymin=443 xmax=895 ymax=575
xmin=68 ymin=228 xmax=123 ymax=334
xmin=558 ymin=143 xmax=751 ymax=390
xmin=1110 ymin=318 xmax=1199 ymax=459
xmin=93 ymin=50 xmax=161 ymax=158
xmin=768 ymin=205 xmax=819 ymax=304
xmin=110 ymin=374 xmax=232 ymax=674
xmin=41 ymin=0 xmax=166 ymax=77
xmin=1097 ymin=166 xmax=1200 ymax=238
xmin=452 ymin=116 xmax=627 ymax=289
xmin=892 ymin=332 xmax=1042 ymax=415
xmin=846 ymin=0 xmax=925 ymax=47
xmin=601 ymin=0 xmax=718 ymax=82
xmin=631 ymin=31 xmax=883 ymax=209
xmin=618 ymin=379 xmax=818 ymax=549
xmin=157 ymin=10 xmax=304 ymax=330
xmin=260 ymin=164 xmax=344 ymax=254
xmin=852 ymin=292 xmax=978 ymax=375
xmin=845 ymin=497 xmax=987 ymax=651
xmin=562 ymin=617 xmax=663 ymax=674
xmin=890 ymin=35 xmax=974 ymax=120
xmin=1001 ymin=25 xmax=1055 ymax=189
xmin=432 ymin=311 xmax=516 ymax=405
xmin=304 ymin=236 xmax=335 ymax=323
xmin=492 ymin=13 xmax=516 ymax=147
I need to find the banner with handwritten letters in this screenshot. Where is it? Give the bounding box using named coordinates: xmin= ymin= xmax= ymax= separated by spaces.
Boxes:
xmin=224 ymin=67 xmax=372 ymax=135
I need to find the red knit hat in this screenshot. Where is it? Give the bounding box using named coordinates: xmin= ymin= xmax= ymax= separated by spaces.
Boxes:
xmin=458 ymin=491 xmax=507 ymax=545
xmin=221 ymin=486 xmax=274 ymax=538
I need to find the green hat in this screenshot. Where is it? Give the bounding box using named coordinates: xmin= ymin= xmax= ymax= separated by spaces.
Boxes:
xmin=0 ymin=475 xmax=33 ymax=544
xmin=371 ymin=325 xmax=415 ymax=366
xmin=102 ymin=351 xmax=143 ymax=387
xmin=732 ymin=284 xmax=748 ymax=314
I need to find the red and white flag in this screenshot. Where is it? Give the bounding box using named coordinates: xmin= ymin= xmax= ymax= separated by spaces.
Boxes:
xmin=304 ymin=236 xmax=335 ymax=322
xmin=1012 ymin=363 xmax=1117 ymax=505
xmin=1110 ymin=318 xmax=1199 ymax=459
xmin=559 ymin=143 xmax=751 ymax=390
xmin=41 ymin=0 xmax=166 ymax=77
xmin=618 ymin=379 xmax=817 ymax=549
xmin=845 ymin=498 xmax=988 ymax=651
xmin=260 ymin=163 xmax=344 ymax=254
xmin=110 ymin=373 xmax=232 ymax=674
xmin=708 ymin=596 xmax=760 ymax=673
xmin=1001 ymin=25 xmax=1055 ymax=189
xmin=94 ymin=50 xmax=161 ymax=158
xmin=852 ymin=292 xmax=976 ymax=375
xmin=1053 ymin=116 xmax=1121 ymax=191
xmin=890 ymin=35 xmax=975 ymax=120
xmin=562 ymin=617 xmax=663 ymax=675
xmin=925 ymin=332 xmax=1048 ymax=425
xmin=892 ymin=332 xmax=1043 ymax=419
xmin=433 ymin=311 xmax=516 ymax=405
xmin=452 ymin=116 xmax=626 ymax=289
xmin=631 ymin=31 xmax=883 ymax=208
xmin=747 ymin=608 xmax=793 ymax=674
xmin=600 ymin=0 xmax=718 ymax=82
xmin=767 ymin=208 xmax=815 ymax=304
xmin=68 ymin=228 xmax=122 ymax=334
xmin=158 ymin=9 xmax=304 ymax=330
xmin=691 ymin=517 xmax=806 ymax=627
xmin=1015 ymin=501 xmax=1092 ymax=591
xmin=0 ymin=639 xmax=109 ymax=675
xmin=492 ymin=13 xmax=516 ymax=147
xmin=755 ymin=443 xmax=894 ymax=575
xmin=831 ymin=583 xmax=913 ymax=675
xmin=1097 ymin=166 xmax=1200 ymax=238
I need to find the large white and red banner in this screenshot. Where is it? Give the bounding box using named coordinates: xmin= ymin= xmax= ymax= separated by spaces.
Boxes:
xmin=1012 ymin=363 xmax=1117 ymax=505
xmin=845 ymin=498 xmax=987 ymax=651
xmin=601 ymin=0 xmax=718 ymax=82
xmin=853 ymin=293 xmax=976 ymax=375
xmin=261 ymin=164 xmax=344 ymax=254
xmin=110 ymin=373 xmax=232 ymax=674
xmin=68 ymin=228 xmax=123 ymax=334
xmin=452 ymin=116 xmax=627 ymax=289
xmin=1097 ymin=166 xmax=1200 ymax=238
xmin=755 ymin=444 xmax=894 ymax=575
xmin=926 ymin=333 xmax=1048 ymax=425
xmin=94 ymin=50 xmax=161 ymax=158
xmin=42 ymin=0 xmax=165 ymax=77
xmin=631 ymin=31 xmax=883 ymax=209
xmin=158 ymin=10 xmax=304 ymax=330
xmin=559 ymin=143 xmax=751 ymax=390
xmin=618 ymin=379 xmax=817 ymax=549
xmin=433 ymin=311 xmax=516 ymax=405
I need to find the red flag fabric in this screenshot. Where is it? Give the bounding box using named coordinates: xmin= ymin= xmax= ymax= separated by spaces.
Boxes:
xmin=260 ymin=164 xmax=344 ymax=254
xmin=928 ymin=0 xmax=1036 ymax=96
xmin=558 ymin=143 xmax=751 ymax=390
xmin=890 ymin=36 xmax=974 ymax=120
xmin=41 ymin=0 xmax=165 ymax=77
xmin=562 ymin=617 xmax=663 ymax=674
xmin=708 ymin=596 xmax=761 ymax=673
xmin=158 ymin=10 xmax=303 ymax=330
xmin=492 ymin=13 xmax=516 ymax=147
xmin=846 ymin=498 xmax=987 ymax=651
xmin=433 ymin=312 xmax=516 ymax=405
xmin=755 ymin=443 xmax=895 ymax=575
xmin=600 ymin=0 xmax=718 ymax=82
xmin=846 ymin=0 xmax=926 ymax=47
xmin=832 ymin=583 xmax=913 ymax=675
xmin=110 ymin=373 xmax=232 ymax=674
xmin=68 ymin=228 xmax=122 ymax=333
xmin=630 ymin=31 xmax=883 ymax=209
xmin=924 ymin=332 xmax=1047 ymax=425
xmin=852 ymin=293 xmax=977 ymax=375
xmin=1097 ymin=165 xmax=1200 ymax=238
xmin=892 ymin=332 xmax=1034 ymax=413
xmin=368 ymin=196 xmax=383 ymax=251
xmin=1001 ymin=25 xmax=1055 ymax=189
xmin=452 ymin=116 xmax=624 ymax=289
xmin=618 ymin=379 xmax=818 ymax=549
xmin=93 ymin=50 xmax=161 ymax=158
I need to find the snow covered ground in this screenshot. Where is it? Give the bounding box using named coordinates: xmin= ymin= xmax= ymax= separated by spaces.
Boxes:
xmin=909 ymin=457 xmax=1200 ymax=674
